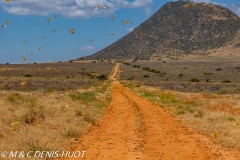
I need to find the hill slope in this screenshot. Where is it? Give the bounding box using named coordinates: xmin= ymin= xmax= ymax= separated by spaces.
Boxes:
xmin=80 ymin=1 xmax=240 ymax=60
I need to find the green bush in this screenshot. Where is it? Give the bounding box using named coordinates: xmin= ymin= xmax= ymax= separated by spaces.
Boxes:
xmin=159 ymin=92 xmax=178 ymax=103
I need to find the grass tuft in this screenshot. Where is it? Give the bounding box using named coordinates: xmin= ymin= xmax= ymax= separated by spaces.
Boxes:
xmin=159 ymin=91 xmax=178 ymax=104
xmin=176 ymin=105 xmax=195 ymax=115
xmin=194 ymin=110 xmax=204 ymax=118
xmin=84 ymin=115 xmax=96 ymax=124
xmin=63 ymin=128 xmax=80 ymax=138
xmin=69 ymin=91 xmax=96 ymax=102
xmin=7 ymin=93 xmax=24 ymax=103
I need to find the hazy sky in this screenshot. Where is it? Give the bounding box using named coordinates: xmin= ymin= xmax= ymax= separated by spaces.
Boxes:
xmin=0 ymin=0 xmax=240 ymax=64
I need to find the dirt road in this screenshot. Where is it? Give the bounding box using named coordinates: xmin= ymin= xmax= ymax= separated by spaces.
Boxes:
xmin=62 ymin=63 xmax=238 ymax=160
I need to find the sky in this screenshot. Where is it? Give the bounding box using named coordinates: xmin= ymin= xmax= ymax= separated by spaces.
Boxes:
xmin=0 ymin=0 xmax=240 ymax=64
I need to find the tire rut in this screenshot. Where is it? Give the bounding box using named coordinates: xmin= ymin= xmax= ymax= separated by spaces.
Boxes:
xmin=63 ymin=81 xmax=146 ymax=160
xmin=59 ymin=63 xmax=238 ymax=160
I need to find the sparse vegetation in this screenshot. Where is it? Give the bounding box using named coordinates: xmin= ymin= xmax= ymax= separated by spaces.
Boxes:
xmin=119 ymin=60 xmax=240 ymax=94
xmin=4 ymin=0 xmax=240 ymax=157
xmin=124 ymin=82 xmax=240 ymax=151
xmin=0 ymin=62 xmax=113 ymax=153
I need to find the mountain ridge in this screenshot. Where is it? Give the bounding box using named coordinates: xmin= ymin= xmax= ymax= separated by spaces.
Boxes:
xmin=79 ymin=1 xmax=240 ymax=60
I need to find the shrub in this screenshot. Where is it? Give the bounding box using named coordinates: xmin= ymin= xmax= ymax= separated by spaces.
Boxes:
xmin=226 ymin=116 xmax=235 ymax=121
xmin=159 ymin=72 xmax=166 ymax=77
xmin=142 ymin=67 xmax=150 ymax=71
xmin=24 ymin=74 xmax=32 ymax=77
xmin=152 ymin=70 xmax=160 ymax=73
xmin=132 ymin=65 xmax=141 ymax=68
xmin=143 ymin=75 xmax=149 ymax=78
xmin=122 ymin=63 xmax=130 ymax=66
xmin=126 ymin=76 xmax=135 ymax=80
xmin=203 ymin=72 xmax=213 ymax=82
xmin=178 ymin=74 xmax=184 ymax=78
xmin=75 ymin=110 xmax=83 ymax=116
xmin=189 ymin=78 xmax=200 ymax=82
xmin=97 ymin=74 xmax=108 ymax=81
xmin=216 ymin=68 xmax=222 ymax=71
xmin=222 ymin=80 xmax=231 ymax=83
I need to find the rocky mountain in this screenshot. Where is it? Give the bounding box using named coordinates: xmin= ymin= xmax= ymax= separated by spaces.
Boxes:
xmin=80 ymin=1 xmax=240 ymax=60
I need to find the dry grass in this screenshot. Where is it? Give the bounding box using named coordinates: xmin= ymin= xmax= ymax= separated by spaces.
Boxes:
xmin=120 ymin=57 xmax=240 ymax=93
xmin=121 ymin=80 xmax=240 ymax=151
xmin=0 ymin=62 xmax=114 ymax=91
xmin=0 ymin=76 xmax=112 ymax=159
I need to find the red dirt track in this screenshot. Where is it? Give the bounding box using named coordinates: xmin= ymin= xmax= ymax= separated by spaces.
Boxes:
xmin=61 ymin=63 xmax=238 ymax=160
